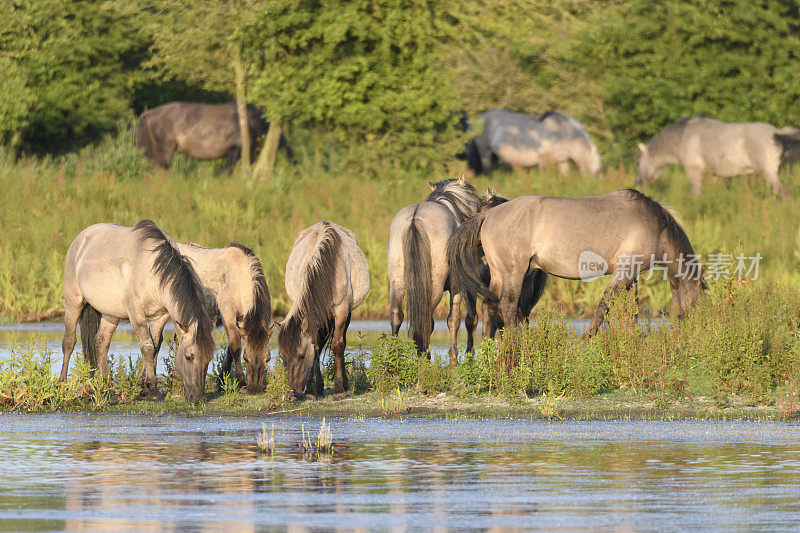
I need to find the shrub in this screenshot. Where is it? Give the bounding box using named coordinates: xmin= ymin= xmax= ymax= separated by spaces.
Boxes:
xmin=366 ymin=334 xmax=420 ymax=392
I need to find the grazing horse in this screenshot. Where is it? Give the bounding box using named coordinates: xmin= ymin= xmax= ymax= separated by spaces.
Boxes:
xmin=170 ymin=242 xmax=273 ymax=393
xmin=136 ymin=102 xmax=295 ymax=174
xmin=474 ymin=191 xmax=548 ymax=339
xmin=387 ymin=175 xmax=481 ymax=361
xmin=635 ymin=114 xmax=800 ymax=198
xmin=464 ymin=110 xmax=602 ymax=176
xmin=448 ymin=189 xmax=706 ymax=336
xmin=59 ymin=220 xmax=217 ymax=403
xmin=276 ymin=222 xmax=370 ymax=398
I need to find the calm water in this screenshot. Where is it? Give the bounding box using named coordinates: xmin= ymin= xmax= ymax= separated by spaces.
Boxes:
xmin=0 ymin=319 xmax=595 ymax=374
xmin=0 ymin=415 xmax=799 ymax=530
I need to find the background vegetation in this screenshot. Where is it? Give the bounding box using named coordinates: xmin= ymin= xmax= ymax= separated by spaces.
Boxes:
xmin=2 ymin=0 xmax=800 ymax=321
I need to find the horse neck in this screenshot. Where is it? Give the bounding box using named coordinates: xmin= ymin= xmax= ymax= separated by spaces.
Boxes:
xmin=648 ymin=140 xmax=679 ymax=167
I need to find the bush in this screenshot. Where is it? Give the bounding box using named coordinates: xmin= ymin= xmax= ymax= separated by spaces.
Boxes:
xmin=366 ymin=334 xmax=420 ymax=393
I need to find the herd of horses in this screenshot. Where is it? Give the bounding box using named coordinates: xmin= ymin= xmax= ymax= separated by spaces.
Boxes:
xmin=55 ymin=103 xmax=800 ymax=403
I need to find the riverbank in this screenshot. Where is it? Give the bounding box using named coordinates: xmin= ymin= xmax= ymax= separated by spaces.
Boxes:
xmin=91 ymin=388 xmax=792 ymax=422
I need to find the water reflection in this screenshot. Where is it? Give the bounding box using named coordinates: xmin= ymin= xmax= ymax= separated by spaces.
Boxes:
xmin=1 ymin=416 xmax=800 ymax=530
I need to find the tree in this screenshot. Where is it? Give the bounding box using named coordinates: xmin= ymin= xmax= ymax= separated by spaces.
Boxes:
xmin=0 ymin=0 xmax=151 ymax=151
xmin=551 ymin=0 xmax=800 ymax=154
xmin=240 ymin=0 xmax=466 ymax=167
xmin=147 ymin=0 xmax=270 ymax=180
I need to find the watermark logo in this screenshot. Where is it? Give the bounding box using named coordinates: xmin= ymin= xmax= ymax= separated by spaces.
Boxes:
xmin=578 ymin=250 xmax=608 ymax=281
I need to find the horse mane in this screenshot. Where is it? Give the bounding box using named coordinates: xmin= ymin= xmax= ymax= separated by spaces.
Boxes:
xmin=278 ymin=223 xmax=341 ymax=355
xmin=641 ymin=114 xmax=715 ymax=159
xmin=134 ymin=220 xmax=215 ymax=343
xmin=624 ymin=189 xmax=702 ymax=281
xmin=425 ymin=179 xmax=480 ymax=223
xmin=228 ymin=242 xmax=272 ymax=351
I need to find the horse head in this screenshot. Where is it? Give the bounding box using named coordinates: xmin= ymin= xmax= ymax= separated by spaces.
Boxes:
xmin=173 ymin=316 xmax=215 ymax=403
xmin=276 ymin=317 xmax=320 ymax=398
xmin=635 ymin=142 xmax=662 ymax=186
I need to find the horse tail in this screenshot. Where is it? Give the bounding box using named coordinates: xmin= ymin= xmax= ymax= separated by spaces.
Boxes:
xmin=135 ymin=112 xmax=153 ymax=159
xmin=403 ymin=214 xmax=433 ymax=354
xmin=447 ymin=211 xmax=495 ymax=302
xmin=79 ymin=304 xmax=101 ymax=369
xmin=774 ymin=132 xmax=800 ymax=169
xmin=517 ymin=269 xmax=548 ymax=320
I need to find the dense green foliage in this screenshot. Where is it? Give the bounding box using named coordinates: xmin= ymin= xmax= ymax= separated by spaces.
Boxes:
xmin=242 ymin=0 xmax=465 ymax=162
xmin=5 ymin=0 xmax=800 ymax=162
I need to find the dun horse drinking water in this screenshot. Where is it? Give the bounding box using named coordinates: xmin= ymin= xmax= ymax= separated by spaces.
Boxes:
xmin=169 ymin=242 xmax=273 ymax=393
xmin=136 ymin=102 xmax=294 ymax=174
xmin=635 ymin=114 xmax=800 ymax=198
xmin=59 ymin=220 xmax=217 ymax=403
xmin=276 ymin=222 xmax=370 ymax=398
xmin=448 ymin=189 xmax=706 ymax=336
xmin=464 ymin=110 xmax=602 ymax=176
xmin=387 ymin=176 xmax=481 ymax=361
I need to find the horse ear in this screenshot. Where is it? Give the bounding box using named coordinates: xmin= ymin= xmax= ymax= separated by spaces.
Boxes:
xmin=174 ymin=321 xmax=188 ymax=337
xmin=267 ymin=323 xmax=276 ymax=337
xmin=428 ymin=180 xmax=436 ymax=191
xmin=274 ymin=321 xmax=284 ymax=332
xmin=457 ymin=173 xmax=467 ymax=186
xmin=485 ymin=188 xmax=494 ymax=199
xmin=637 ymin=142 xmax=648 ymax=154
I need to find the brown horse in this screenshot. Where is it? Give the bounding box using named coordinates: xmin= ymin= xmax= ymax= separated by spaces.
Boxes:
xmin=387 ymin=176 xmax=481 ymax=361
xmin=276 ymin=222 xmax=370 ymax=398
xmin=448 ymin=189 xmax=706 ymax=336
xmin=169 ymin=242 xmax=273 ymax=393
xmin=136 ymin=102 xmax=294 ymax=173
xmin=60 ymin=220 xmax=217 ymax=402
xmin=475 ymin=190 xmax=547 ymax=339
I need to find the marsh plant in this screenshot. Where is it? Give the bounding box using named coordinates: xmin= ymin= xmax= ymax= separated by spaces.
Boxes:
xmin=301 ymin=418 xmax=334 ymax=455
xmin=379 ymin=388 xmax=406 ymax=416
xmin=265 ymin=363 xmax=292 ymax=409
xmin=257 ymin=422 xmax=275 ymax=456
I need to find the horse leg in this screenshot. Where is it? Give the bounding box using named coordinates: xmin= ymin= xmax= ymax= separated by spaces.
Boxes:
xmin=389 ymin=281 xmax=404 ymax=336
xmin=764 ymin=169 xmax=787 ymax=199
xmin=94 ymin=315 xmax=120 ymax=382
xmin=585 ymin=273 xmax=636 ymax=337
xmin=129 ymin=316 xmax=158 ymax=395
xmin=492 ymin=270 xmax=523 ymax=335
xmin=154 ymin=145 xmax=174 ymax=170
xmin=60 ymin=298 xmax=85 ymax=381
xmin=464 ymin=292 xmax=478 ymax=353
xmin=447 ymin=291 xmax=462 ymax=365
xmin=332 ymin=309 xmax=351 ymax=394
xmin=557 ymin=161 xmax=571 ymax=175
xmin=142 ymin=314 xmax=170 ymax=397
xmin=224 ymin=147 xmax=241 ymax=175
xmin=685 ymin=166 xmax=703 ymax=195
xmin=219 ymin=307 xmax=244 ymax=387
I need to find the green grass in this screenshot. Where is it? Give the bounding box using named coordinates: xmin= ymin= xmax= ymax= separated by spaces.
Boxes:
xmin=2 ymin=126 xmax=800 ymax=322
xmin=3 ymin=279 xmax=799 ymax=420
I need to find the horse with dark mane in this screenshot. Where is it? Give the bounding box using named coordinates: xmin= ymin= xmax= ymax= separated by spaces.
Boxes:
xmin=473 ymin=190 xmax=547 ymax=338
xmin=136 ymin=102 xmax=295 ymax=174
xmin=448 ymin=189 xmax=706 ymax=336
xmin=387 ymin=175 xmax=481 ymax=360
xmin=636 ymin=114 xmax=800 ymax=198
xmin=59 ymin=220 xmax=217 ymax=402
xmin=166 ymin=242 xmax=274 ymax=393
xmin=276 ymin=222 xmax=369 ymax=398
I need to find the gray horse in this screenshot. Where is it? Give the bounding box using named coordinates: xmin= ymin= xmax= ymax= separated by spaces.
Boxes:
xmin=635 ymin=114 xmax=800 ymax=198
xmin=59 ymin=220 xmax=217 ymax=402
xmin=465 ymin=110 xmax=602 ymax=176
xmin=475 ymin=190 xmax=548 ymax=339
xmin=276 ymin=221 xmax=370 ymax=398
xmin=387 ymin=175 xmax=481 ymax=361
xmin=173 ymin=242 xmax=273 ymax=393
xmin=448 ymin=189 xmax=706 ymax=336
xmin=136 ymin=102 xmax=294 ymax=174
